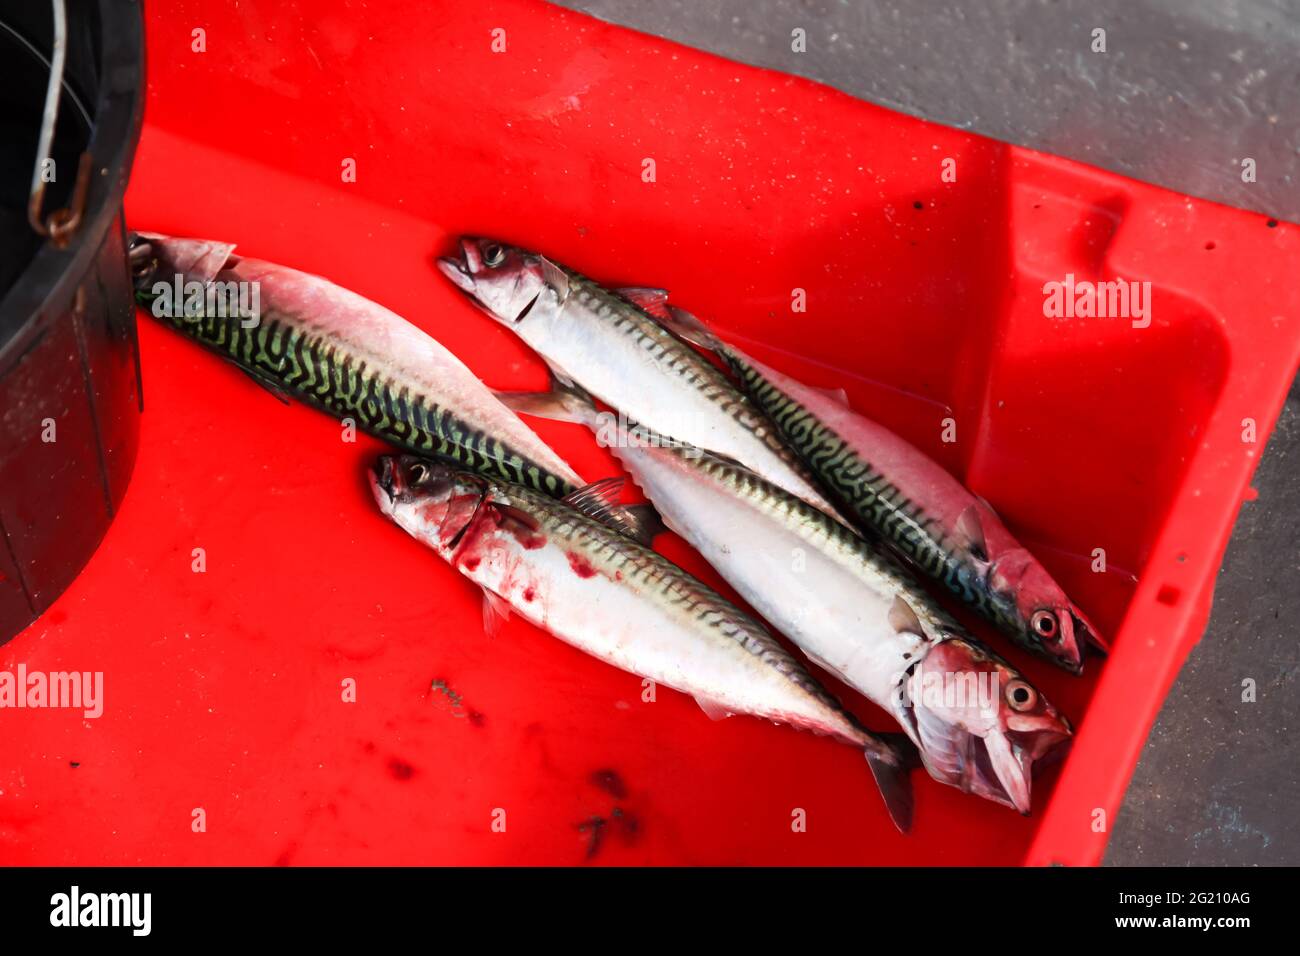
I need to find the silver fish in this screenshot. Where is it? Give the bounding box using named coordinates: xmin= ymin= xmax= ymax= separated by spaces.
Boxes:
xmin=502 ymin=381 xmax=1073 ymax=814
xmin=130 ymin=232 xmax=583 ymax=499
xmin=654 ymin=306 xmax=1106 ymax=675
xmin=436 ymin=238 xmax=840 ymax=515
xmin=370 ymin=454 xmax=916 ymax=831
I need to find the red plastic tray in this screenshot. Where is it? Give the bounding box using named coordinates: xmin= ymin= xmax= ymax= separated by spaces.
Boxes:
xmin=2 ymin=0 xmax=1296 ymax=866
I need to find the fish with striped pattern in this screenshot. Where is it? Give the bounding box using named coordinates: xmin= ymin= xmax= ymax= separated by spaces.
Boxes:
xmin=656 ymin=306 xmax=1107 ymax=675
xmin=498 ymin=380 xmax=1072 ymax=813
xmin=436 ymin=238 xmax=842 ymax=517
xmin=128 ymin=233 xmax=656 ymax=541
xmin=370 ymin=454 xmax=917 ymax=832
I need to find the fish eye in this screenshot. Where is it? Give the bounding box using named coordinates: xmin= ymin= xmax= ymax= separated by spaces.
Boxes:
xmin=1005 ymin=679 xmax=1037 ymax=712
xmin=130 ymin=255 xmax=156 ymax=281
xmin=1030 ymin=610 xmax=1058 ymax=642
xmin=482 ymin=244 xmax=506 ymax=267
xmin=408 ymin=462 xmax=430 ymax=483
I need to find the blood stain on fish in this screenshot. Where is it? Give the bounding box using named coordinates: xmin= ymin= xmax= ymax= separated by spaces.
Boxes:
xmin=448 ymin=502 xmax=498 ymax=561
xmin=495 ymin=506 xmax=547 ymax=549
xmin=437 ymin=494 xmax=485 ymax=545
xmin=567 ymin=552 xmax=598 ymax=578
xmin=522 ymin=586 xmax=536 ymax=602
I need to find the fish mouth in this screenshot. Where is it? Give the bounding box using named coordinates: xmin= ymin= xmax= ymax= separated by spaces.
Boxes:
xmin=369 ymin=457 xmax=401 ymax=512
xmin=1071 ymin=605 xmax=1109 ymax=657
xmin=1057 ymin=637 xmax=1085 ymax=677
xmin=905 ymin=698 xmax=1072 ymax=814
xmin=128 ymin=232 xmax=158 ymax=289
xmin=436 ymin=238 xmax=479 ymax=293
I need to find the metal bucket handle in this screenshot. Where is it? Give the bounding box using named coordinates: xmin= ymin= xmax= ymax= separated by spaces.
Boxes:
xmin=26 ymin=0 xmax=92 ymax=248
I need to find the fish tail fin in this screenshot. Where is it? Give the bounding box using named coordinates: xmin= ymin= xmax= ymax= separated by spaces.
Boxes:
xmin=494 ymin=368 xmax=599 ymax=427
xmin=864 ymin=732 xmax=919 ymax=834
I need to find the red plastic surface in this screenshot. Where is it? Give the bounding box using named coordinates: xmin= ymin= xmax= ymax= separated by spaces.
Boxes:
xmin=2 ymin=0 xmax=1297 ymax=866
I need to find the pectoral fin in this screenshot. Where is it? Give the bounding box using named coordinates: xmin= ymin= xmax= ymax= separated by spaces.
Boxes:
xmin=888 ymin=595 xmax=925 ymax=637
xmin=539 ymin=256 xmax=571 ymax=305
xmin=954 ymin=505 xmax=989 ymax=562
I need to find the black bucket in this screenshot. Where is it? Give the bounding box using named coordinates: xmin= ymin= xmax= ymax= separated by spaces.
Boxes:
xmin=0 ymin=1 xmax=145 ymax=643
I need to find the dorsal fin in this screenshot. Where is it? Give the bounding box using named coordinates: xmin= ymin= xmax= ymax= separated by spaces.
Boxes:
xmin=616 ymin=287 xmax=672 ymax=321
xmin=954 ymin=505 xmax=989 ymax=561
xmin=617 ymin=503 xmax=666 ymax=545
xmin=562 ymin=478 xmax=664 ymax=546
xmin=564 ymin=477 xmax=625 ymax=517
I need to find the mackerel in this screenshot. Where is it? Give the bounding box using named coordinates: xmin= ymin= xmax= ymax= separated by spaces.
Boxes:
xmin=370 ymin=455 xmax=916 ymax=831
xmin=500 ymin=382 xmax=1073 ymax=813
xmin=657 ymin=307 xmax=1106 ymax=675
xmin=436 ymin=238 xmax=839 ymax=515
xmin=129 ymin=233 xmax=586 ymax=500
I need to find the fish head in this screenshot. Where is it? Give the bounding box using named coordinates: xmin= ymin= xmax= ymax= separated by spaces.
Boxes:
xmin=437 ymin=238 xmax=553 ymax=327
xmin=370 ymin=456 xmax=489 ymax=557
xmin=128 ymin=231 xmax=238 ymax=296
xmin=900 ymin=636 xmax=1072 ymax=814
xmin=990 ymin=549 xmax=1105 ymax=674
